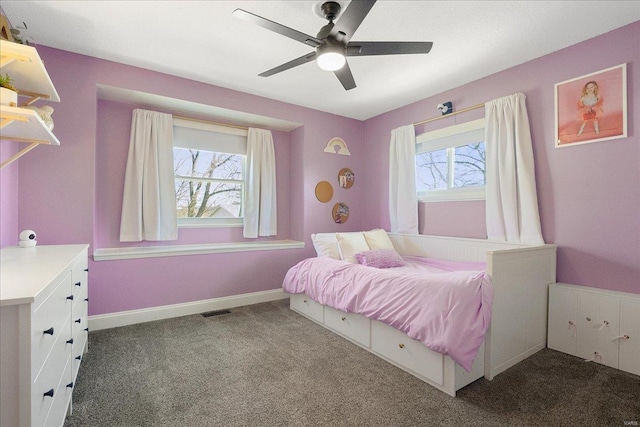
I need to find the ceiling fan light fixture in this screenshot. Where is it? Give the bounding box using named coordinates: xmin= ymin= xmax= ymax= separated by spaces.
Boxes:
xmin=316 ymin=45 xmax=346 ymax=71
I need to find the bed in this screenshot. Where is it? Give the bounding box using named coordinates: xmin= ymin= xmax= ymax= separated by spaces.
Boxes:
xmin=283 ymin=230 xmax=557 ymax=396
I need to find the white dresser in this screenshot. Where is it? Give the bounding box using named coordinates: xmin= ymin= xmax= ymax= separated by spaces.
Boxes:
xmin=0 ymin=244 xmax=89 ymax=427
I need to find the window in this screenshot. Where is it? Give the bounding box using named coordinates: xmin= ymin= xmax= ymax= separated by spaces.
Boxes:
xmin=415 ymin=118 xmax=486 ymax=201
xmin=173 ymin=118 xmax=247 ymax=227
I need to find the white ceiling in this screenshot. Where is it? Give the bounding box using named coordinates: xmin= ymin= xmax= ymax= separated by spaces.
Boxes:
xmin=2 ymin=1 xmax=639 ymax=121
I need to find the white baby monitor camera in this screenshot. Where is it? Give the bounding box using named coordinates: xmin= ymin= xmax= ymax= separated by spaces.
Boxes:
xmin=19 ymin=230 xmax=37 ymax=248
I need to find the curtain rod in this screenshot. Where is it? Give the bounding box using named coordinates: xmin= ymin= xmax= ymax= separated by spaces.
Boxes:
xmin=173 ymin=115 xmax=249 ymax=131
xmin=413 ymin=103 xmax=484 ymax=127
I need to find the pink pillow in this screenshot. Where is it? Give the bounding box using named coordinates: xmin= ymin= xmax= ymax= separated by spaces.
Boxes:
xmin=355 ymin=248 xmax=405 ymax=268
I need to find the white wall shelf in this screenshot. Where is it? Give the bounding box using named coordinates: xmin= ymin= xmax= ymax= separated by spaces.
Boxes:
xmin=0 ymin=40 xmax=60 ymax=169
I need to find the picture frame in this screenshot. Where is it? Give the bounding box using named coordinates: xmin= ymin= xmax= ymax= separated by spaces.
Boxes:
xmin=555 ymin=63 xmax=627 ymax=148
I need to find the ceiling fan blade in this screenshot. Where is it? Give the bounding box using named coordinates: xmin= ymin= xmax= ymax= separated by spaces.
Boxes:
xmin=259 ymin=52 xmax=318 ymax=77
xmin=331 ymin=0 xmax=377 ymax=43
xmin=233 ymin=9 xmax=322 ymax=48
xmin=316 ymin=21 xmax=334 ymax=40
xmin=334 ymin=60 xmax=356 ymax=91
xmin=346 ymin=41 xmax=433 ymax=56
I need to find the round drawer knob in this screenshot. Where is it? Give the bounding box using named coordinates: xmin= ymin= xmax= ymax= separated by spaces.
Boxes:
xmin=66 ymin=295 xmax=74 ymax=301
xmin=398 ymin=343 xmax=405 ymax=349
xmin=66 ymin=338 xmax=74 ymax=345
xmin=66 ymin=382 xmax=74 ymax=389
xmin=341 ymin=317 xmax=346 ymax=321
xmin=75 ymin=355 xmax=82 ymax=361
xmin=75 ymin=318 xmax=81 ymax=324
xmin=43 ymin=389 xmax=54 ymax=398
xmin=75 ymin=281 xmax=82 ymax=287
xmin=43 ymin=327 xmax=54 ymax=336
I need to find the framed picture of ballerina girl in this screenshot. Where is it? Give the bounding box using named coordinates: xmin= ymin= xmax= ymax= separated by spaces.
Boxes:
xmin=555 ymin=63 xmax=627 ymax=148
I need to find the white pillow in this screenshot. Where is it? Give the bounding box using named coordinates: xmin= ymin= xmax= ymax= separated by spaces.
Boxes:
xmin=336 ymin=232 xmax=370 ymax=263
xmin=363 ymin=228 xmax=395 ymax=250
xmin=311 ymin=233 xmax=341 ymax=259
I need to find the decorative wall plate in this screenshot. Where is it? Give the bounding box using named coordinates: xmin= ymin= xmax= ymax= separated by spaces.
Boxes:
xmin=338 ymin=168 xmax=354 ymax=189
xmin=315 ymin=180 xmax=333 ymax=203
xmin=332 ymin=202 xmax=349 ymax=224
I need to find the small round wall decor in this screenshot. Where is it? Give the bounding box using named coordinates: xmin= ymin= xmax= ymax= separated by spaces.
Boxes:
xmin=338 ymin=168 xmax=354 ymax=189
xmin=315 ymin=181 xmax=333 ymax=203
xmin=332 ymin=202 xmax=349 ymax=224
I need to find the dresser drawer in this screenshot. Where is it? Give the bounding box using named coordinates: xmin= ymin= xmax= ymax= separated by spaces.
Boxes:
xmin=371 ymin=320 xmax=444 ymax=386
xmin=31 ymin=318 xmax=72 ymax=427
xmin=289 ymin=293 xmax=324 ymax=323
xmin=31 ymin=272 xmax=73 ymax=378
xmin=71 ymin=256 xmax=88 ymax=305
xmin=43 ymin=354 xmax=74 ymax=427
xmin=324 ymin=306 xmax=371 ymax=347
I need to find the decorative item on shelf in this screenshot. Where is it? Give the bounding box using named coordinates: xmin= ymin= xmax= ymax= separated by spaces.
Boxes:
xmin=315 ymin=180 xmax=333 ymax=203
xmin=0 ymin=14 xmax=13 ymax=41
xmin=323 ymin=137 xmax=350 ymax=156
xmin=338 ymin=168 xmax=354 ymax=189
xmin=8 ymin=21 xmax=32 ymax=45
xmin=437 ymin=101 xmax=453 ymax=115
xmin=23 ymin=105 xmax=54 ymax=130
xmin=18 ymin=229 xmax=37 ymax=248
xmin=0 ymin=73 xmax=18 ymax=107
xmin=332 ymin=202 xmax=349 ymax=224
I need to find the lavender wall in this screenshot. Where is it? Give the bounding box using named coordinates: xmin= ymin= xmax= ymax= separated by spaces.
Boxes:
xmin=0 ymin=142 xmax=19 ymax=247
xmin=11 ymin=47 xmax=365 ymax=316
xmin=2 ymin=23 xmax=637 ymax=318
xmin=362 ymin=22 xmax=639 ymax=294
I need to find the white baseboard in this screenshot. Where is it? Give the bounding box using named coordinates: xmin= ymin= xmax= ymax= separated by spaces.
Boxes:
xmin=88 ymin=289 xmax=289 ymax=331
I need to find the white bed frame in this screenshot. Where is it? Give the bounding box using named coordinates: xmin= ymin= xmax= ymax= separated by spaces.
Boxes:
xmin=289 ymin=233 xmax=557 ymax=396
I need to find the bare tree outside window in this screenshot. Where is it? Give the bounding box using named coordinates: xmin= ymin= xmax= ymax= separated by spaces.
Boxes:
xmin=416 ymin=142 xmax=485 ymax=194
xmin=174 ymin=148 xmax=244 ymax=218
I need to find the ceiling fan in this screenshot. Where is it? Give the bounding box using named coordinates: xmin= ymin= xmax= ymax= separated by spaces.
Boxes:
xmin=232 ymin=0 xmax=433 ymax=90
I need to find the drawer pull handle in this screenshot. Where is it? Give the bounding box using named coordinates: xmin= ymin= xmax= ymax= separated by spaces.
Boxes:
xmin=43 ymin=327 xmax=54 ymax=336
xmin=67 ymin=295 xmax=74 ymax=301
xmin=66 ymin=382 xmax=74 ymax=389
xmin=75 ymin=281 xmax=82 ymax=287
xmin=303 ymin=299 xmax=308 ymax=304
xmin=341 ymin=317 xmax=346 ymax=321
xmin=612 ymin=335 xmax=630 ymax=341
xmin=586 ymin=317 xmax=591 ymax=322
xmin=398 ymin=343 xmax=405 ymax=349
xmin=75 ymin=318 xmax=81 ymax=323
xmin=66 ymin=338 xmax=74 ymax=345
xmin=84 ymin=268 xmax=89 ymax=272
xmin=43 ymin=389 xmax=54 ymax=398
xmin=75 ymin=355 xmax=82 ymax=361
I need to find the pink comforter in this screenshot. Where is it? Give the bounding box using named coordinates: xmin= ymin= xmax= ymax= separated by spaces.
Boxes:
xmin=282 ymin=256 xmax=493 ymax=372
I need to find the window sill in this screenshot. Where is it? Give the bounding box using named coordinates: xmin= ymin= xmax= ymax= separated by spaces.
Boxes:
xmin=93 ymin=240 xmax=305 ymax=261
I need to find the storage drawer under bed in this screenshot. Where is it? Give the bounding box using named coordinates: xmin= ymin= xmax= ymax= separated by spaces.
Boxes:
xmin=324 ymin=305 xmax=371 ymax=347
xmin=289 ymin=293 xmax=324 ymax=323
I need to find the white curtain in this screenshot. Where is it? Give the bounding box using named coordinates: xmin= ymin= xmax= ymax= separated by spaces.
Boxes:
xmin=389 ymin=125 xmax=418 ymax=234
xmin=119 ymin=109 xmax=178 ymax=242
xmin=243 ymin=128 xmax=277 ymax=238
xmin=485 ymin=93 xmax=544 ymax=244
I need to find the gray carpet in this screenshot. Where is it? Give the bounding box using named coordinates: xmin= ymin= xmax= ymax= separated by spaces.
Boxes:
xmin=65 ymin=300 xmax=639 ymax=427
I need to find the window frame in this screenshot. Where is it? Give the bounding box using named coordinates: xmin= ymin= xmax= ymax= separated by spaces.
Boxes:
xmin=415 ymin=118 xmax=486 ymax=202
xmin=173 ymin=118 xmax=247 ymax=228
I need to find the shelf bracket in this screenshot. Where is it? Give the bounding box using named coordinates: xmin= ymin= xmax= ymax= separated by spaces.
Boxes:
xmin=0 ymin=141 xmax=40 ymax=169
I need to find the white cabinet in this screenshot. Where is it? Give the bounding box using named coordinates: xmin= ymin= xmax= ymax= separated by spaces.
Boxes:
xmin=0 ymin=40 xmax=61 ymax=169
xmin=548 ymin=283 xmax=639 ymax=376
xmin=0 ymin=244 xmax=89 ymax=427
